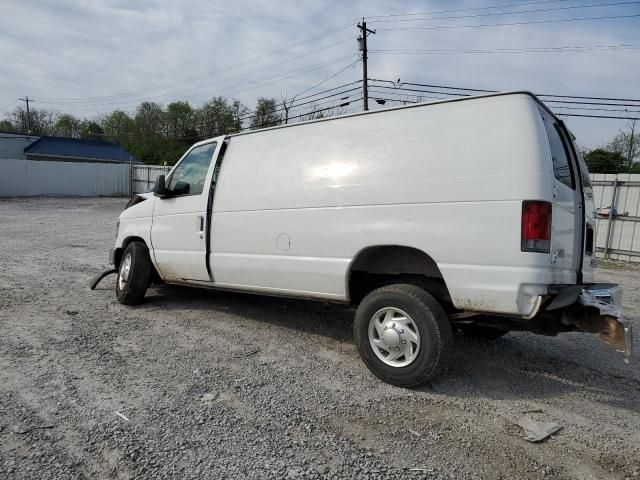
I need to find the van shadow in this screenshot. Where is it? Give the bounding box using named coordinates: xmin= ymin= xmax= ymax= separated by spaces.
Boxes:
xmin=144 ymin=284 xmax=640 ymax=414
xmin=144 ymin=284 xmax=356 ymax=344
xmin=436 ymin=334 xmax=640 ymax=414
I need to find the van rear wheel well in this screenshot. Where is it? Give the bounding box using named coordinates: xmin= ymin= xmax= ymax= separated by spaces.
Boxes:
xmin=348 ymin=246 xmax=451 ymax=306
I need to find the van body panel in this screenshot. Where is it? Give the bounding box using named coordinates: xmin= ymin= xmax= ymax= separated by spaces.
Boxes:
xmin=115 ymin=92 xmax=591 ymax=317
xmin=204 ymin=94 xmax=559 ymax=315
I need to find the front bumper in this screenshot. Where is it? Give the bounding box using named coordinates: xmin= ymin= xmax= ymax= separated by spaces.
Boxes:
xmin=109 ymin=248 xmax=116 ymax=265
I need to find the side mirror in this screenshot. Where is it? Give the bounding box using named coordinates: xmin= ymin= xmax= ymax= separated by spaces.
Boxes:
xmin=153 ymin=175 xmax=169 ymax=198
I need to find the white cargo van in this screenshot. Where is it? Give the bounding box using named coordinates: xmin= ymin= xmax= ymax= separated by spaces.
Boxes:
xmin=109 ymin=92 xmax=631 ymax=386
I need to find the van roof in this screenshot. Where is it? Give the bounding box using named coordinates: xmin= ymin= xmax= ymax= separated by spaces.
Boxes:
xmin=229 ymin=91 xmax=560 ymax=139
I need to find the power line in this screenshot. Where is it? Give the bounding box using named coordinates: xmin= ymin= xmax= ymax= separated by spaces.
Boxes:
xmin=53 ymin=55 xmax=359 ymax=113
xmin=367 ymin=1 xmax=640 ymax=24
xmin=554 ymin=105 xmax=640 ymax=113
xmin=366 ymin=0 xmax=573 ymax=19
xmin=369 ymin=44 xmax=640 ymax=54
xmin=366 ymin=94 xmax=640 ymax=120
xmin=238 ymin=97 xmax=363 ymax=132
xmin=557 ymin=105 xmax=640 ymax=113
xmin=239 ymin=85 xmax=362 ymax=121
xmin=34 ymin=38 xmax=356 ymax=107
xmin=375 ymin=84 xmax=640 ymax=107
xmin=0 ymin=100 xmax=18 ymax=113
xmin=205 ymin=55 xmax=359 ymax=102
xmin=369 ymin=84 xmax=467 ymax=97
xmin=538 ymin=92 xmax=640 ymax=102
xmin=372 ymin=79 xmax=640 ymax=104
xmin=558 ymin=113 xmax=640 ymax=120
xmin=285 ymin=81 xmax=361 ymax=104
xmin=368 ymin=88 xmax=447 ymax=100
xmin=545 ymin=98 xmax=640 ymax=107
xmin=34 ymin=21 xmax=357 ymax=103
xmin=374 ymin=13 xmax=640 ymax=31
xmin=368 ymin=88 xmax=448 ymax=100
xmin=370 ymin=88 xmax=640 ymax=113
xmin=290 ymin=60 xmax=359 ymax=99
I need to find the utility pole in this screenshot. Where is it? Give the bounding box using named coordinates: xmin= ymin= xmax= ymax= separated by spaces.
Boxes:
xmin=19 ymin=96 xmax=31 ymax=134
xmin=357 ymin=18 xmax=375 ymax=111
xmin=627 ymin=117 xmax=636 ymax=169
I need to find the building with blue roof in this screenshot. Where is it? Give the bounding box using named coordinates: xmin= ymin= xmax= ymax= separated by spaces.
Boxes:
xmin=0 ymin=132 xmax=138 ymax=196
xmin=24 ymin=136 xmax=138 ymax=164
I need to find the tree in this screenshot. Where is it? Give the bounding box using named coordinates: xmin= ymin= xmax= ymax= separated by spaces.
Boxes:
xmin=80 ymin=120 xmax=104 ymax=140
xmin=165 ymin=101 xmax=194 ymax=140
xmin=607 ymin=120 xmax=639 ymax=169
xmin=583 ymin=148 xmax=626 ymax=173
xmin=300 ymin=103 xmax=346 ymax=122
xmin=102 ymin=110 xmax=134 ymax=144
xmin=231 ymin=99 xmax=249 ymax=133
xmin=195 ymin=97 xmax=236 ymax=138
xmin=0 ymin=119 xmax=15 ymax=132
xmin=250 ymin=97 xmax=281 ymax=129
xmin=134 ymin=102 xmax=165 ymax=139
xmin=280 ymin=93 xmax=296 ymax=125
xmin=54 ymin=114 xmax=82 ymax=138
xmin=5 ymin=106 xmax=58 ymax=135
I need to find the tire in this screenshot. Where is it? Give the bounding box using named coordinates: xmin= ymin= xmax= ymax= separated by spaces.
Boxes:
xmin=458 ymin=321 xmax=510 ymax=339
xmin=116 ymin=241 xmax=152 ymax=305
xmin=353 ymin=284 xmax=453 ymax=387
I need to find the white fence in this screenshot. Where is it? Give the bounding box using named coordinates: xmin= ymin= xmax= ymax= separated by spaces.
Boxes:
xmin=132 ymin=164 xmax=170 ymax=194
xmin=0 ymin=158 xmax=129 ymax=196
xmin=591 ymin=173 xmax=640 ymax=262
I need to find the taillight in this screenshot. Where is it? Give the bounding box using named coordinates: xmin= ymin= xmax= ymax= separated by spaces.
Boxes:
xmin=521 ymin=201 xmax=552 ymax=253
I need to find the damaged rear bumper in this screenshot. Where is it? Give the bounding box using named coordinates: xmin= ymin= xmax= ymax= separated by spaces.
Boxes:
xmin=560 ymin=284 xmax=633 ymax=363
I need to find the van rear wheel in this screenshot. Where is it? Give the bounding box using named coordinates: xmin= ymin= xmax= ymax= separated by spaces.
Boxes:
xmin=116 ymin=241 xmax=152 ymax=305
xmin=354 ymin=284 xmax=453 ymax=387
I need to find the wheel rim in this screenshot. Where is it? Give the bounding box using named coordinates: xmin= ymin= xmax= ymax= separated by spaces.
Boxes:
xmin=368 ymin=307 xmax=421 ymax=368
xmin=118 ymin=252 xmax=132 ymax=291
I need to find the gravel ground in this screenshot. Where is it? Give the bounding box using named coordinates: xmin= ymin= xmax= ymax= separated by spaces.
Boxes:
xmin=1 ymin=197 xmax=639 ymax=480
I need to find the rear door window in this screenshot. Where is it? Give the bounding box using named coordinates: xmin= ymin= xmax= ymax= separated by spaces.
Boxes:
xmin=538 ymin=107 xmax=575 ymax=189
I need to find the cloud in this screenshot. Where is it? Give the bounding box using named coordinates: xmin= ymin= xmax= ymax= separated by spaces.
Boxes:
xmin=1 ymin=0 xmax=638 ymax=146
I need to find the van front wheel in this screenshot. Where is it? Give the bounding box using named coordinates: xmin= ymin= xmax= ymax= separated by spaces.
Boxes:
xmin=116 ymin=241 xmax=152 ymax=305
xmin=354 ymin=284 xmax=453 ymax=387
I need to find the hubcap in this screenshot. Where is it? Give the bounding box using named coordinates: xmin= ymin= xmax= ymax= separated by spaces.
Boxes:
xmin=118 ymin=253 xmax=132 ymax=291
xmin=368 ymin=307 xmax=420 ymax=367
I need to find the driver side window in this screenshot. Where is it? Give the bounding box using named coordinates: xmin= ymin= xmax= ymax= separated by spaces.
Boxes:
xmin=167 ymin=142 xmax=217 ymax=196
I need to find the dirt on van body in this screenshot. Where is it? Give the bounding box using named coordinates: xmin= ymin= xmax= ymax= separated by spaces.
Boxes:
xmin=1 ymin=197 xmax=639 ymax=480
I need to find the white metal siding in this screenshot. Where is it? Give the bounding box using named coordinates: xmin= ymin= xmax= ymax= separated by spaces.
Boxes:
xmin=132 ymin=164 xmax=170 ymax=194
xmin=0 ymin=158 xmax=129 ymax=197
xmin=591 ymin=173 xmax=640 ymax=261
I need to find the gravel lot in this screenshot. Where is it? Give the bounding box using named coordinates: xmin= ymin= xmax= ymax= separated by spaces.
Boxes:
xmin=1 ymin=197 xmax=639 ymax=480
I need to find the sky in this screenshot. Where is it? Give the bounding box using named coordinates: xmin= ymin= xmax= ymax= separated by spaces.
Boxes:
xmin=1 ymin=0 xmax=639 ymax=147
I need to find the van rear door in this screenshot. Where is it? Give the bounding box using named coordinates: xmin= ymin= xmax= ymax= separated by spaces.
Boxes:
xmin=537 ymin=107 xmax=583 ymax=284
xmin=571 ymin=140 xmax=596 ymax=282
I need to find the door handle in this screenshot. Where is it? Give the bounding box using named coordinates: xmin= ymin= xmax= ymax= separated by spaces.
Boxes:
xmin=197 ymin=216 xmax=204 ymax=238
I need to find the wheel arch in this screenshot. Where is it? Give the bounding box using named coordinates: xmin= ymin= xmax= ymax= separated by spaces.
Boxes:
xmin=346 ymin=245 xmax=451 ymax=305
xmin=114 ymin=236 xmax=148 ymax=268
